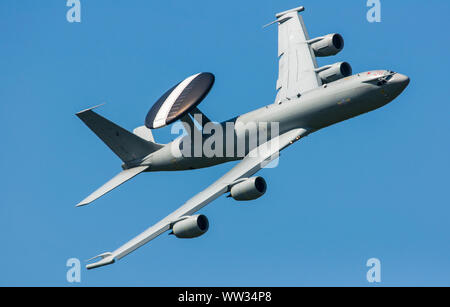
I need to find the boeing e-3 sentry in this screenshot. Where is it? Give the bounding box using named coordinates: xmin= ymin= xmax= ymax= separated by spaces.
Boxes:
xmin=76 ymin=6 xmax=410 ymax=269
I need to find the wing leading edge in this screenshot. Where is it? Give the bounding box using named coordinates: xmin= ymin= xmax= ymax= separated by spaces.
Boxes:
xmin=86 ymin=128 xmax=310 ymax=269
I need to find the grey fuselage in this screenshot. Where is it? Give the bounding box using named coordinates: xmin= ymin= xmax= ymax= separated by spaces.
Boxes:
xmin=138 ymin=70 xmax=409 ymax=171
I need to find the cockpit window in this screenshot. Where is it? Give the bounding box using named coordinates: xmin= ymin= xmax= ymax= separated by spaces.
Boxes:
xmin=377 ymin=75 xmax=393 ymax=86
xmin=363 ymin=71 xmax=396 ymax=86
xmin=375 ymin=72 xmax=395 ymax=86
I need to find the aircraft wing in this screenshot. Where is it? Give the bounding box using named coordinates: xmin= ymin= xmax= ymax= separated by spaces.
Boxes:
xmin=270 ymin=6 xmax=322 ymax=103
xmin=86 ymin=128 xmax=309 ymax=269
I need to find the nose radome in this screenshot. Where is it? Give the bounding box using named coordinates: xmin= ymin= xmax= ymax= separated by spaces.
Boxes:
xmin=393 ymin=73 xmax=410 ymax=88
xmin=386 ymin=73 xmax=410 ymax=98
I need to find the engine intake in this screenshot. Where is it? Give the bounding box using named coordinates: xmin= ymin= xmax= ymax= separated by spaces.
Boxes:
xmin=317 ymin=62 xmax=352 ymax=84
xmin=310 ymin=34 xmax=344 ymax=57
xmin=230 ymin=177 xmax=267 ymax=201
xmin=172 ymin=215 xmax=209 ymax=239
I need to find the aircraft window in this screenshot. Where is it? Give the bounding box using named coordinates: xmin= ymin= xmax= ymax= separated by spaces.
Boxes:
xmin=376 ymin=73 xmax=393 ymax=86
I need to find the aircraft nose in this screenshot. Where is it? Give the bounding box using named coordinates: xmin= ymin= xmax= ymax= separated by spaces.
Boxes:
xmin=387 ymin=73 xmax=410 ymax=97
xmin=391 ymin=73 xmax=410 ymax=89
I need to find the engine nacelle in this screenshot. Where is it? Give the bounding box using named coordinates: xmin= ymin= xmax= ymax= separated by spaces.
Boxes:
xmin=230 ymin=177 xmax=267 ymax=201
xmin=317 ymin=62 xmax=352 ymax=84
xmin=310 ymin=34 xmax=344 ymax=57
xmin=172 ymin=215 xmax=209 ymax=239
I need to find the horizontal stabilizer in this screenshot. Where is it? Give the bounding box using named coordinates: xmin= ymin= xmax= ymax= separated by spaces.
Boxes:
xmin=76 ymin=166 xmax=149 ymax=207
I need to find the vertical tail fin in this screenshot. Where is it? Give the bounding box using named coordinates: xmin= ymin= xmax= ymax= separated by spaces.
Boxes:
xmin=76 ymin=107 xmax=163 ymax=163
xmin=133 ymin=126 xmax=155 ymax=142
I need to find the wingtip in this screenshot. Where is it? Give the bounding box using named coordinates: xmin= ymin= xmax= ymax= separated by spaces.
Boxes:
xmin=275 ymin=6 xmax=305 ymax=18
xmin=75 ymin=199 xmax=90 ymax=207
xmin=76 ymin=103 xmax=106 ymax=116
xmin=86 ymin=252 xmax=115 ymax=270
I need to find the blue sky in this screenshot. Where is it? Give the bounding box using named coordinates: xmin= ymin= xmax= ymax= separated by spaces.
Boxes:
xmin=1 ymin=0 xmax=449 ymax=286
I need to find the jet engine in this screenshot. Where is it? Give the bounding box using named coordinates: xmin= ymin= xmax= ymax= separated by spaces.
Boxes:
xmin=230 ymin=177 xmax=267 ymax=201
xmin=171 ymin=215 xmax=209 ymax=238
xmin=310 ymin=34 xmax=344 ymax=57
xmin=317 ymin=62 xmax=352 ymax=84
